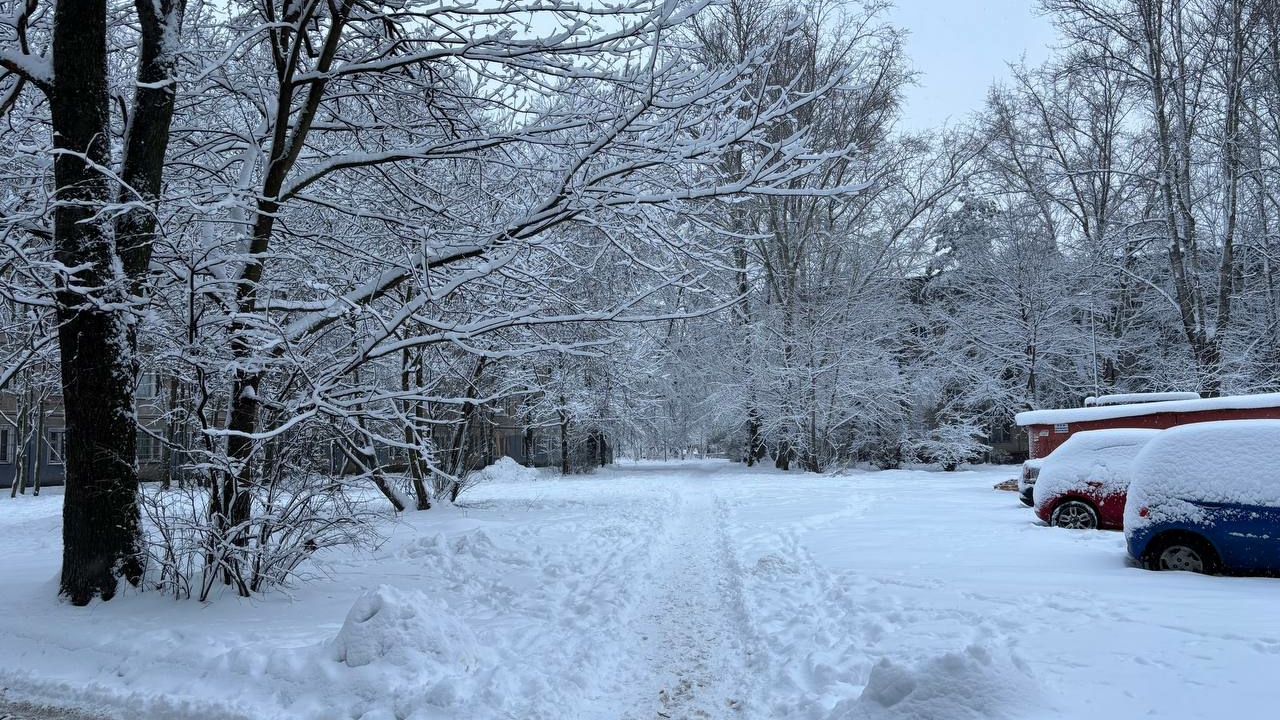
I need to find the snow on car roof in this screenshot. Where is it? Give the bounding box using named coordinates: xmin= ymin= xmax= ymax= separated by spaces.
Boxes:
xmin=1033 ymin=429 xmax=1160 ymax=514
xmin=1083 ymin=392 xmax=1201 ymax=407
xmin=1125 ymin=420 xmax=1280 ymax=526
xmin=1014 ymin=392 xmax=1280 ymax=427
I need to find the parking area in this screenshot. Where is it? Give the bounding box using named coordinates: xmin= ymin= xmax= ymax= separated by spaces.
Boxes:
xmin=726 ymin=466 xmax=1280 ymax=719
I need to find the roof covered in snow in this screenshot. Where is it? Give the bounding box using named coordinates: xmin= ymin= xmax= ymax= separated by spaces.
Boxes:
xmin=1083 ymin=392 xmax=1201 ymax=407
xmin=1015 ymin=392 xmax=1280 ymax=427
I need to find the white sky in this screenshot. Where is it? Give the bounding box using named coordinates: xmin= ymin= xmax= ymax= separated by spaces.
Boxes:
xmin=887 ymin=1 xmax=1060 ymax=131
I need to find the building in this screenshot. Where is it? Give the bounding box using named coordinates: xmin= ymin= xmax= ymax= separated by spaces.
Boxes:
xmin=1015 ymin=392 xmax=1280 ymax=459
xmin=1 ymin=372 xmax=170 ymax=490
xmin=985 ymin=421 xmax=1028 ymax=463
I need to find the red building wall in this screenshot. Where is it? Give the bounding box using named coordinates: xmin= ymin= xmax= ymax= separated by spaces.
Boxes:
xmin=1027 ymin=406 xmax=1280 ymax=459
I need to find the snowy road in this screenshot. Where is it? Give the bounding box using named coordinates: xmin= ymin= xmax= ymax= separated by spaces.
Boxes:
xmin=2 ymin=460 xmax=1279 ymax=719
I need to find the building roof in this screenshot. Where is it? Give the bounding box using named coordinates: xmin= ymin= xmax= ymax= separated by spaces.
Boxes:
xmin=1015 ymin=392 xmax=1280 ymax=427
xmin=1083 ymin=392 xmax=1201 ymax=407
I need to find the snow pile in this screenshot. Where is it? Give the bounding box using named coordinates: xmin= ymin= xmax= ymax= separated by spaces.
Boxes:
xmin=1032 ymin=428 xmax=1159 ymax=513
xmin=1126 ymin=420 xmax=1280 ymax=529
xmin=331 ymin=585 xmax=481 ymax=669
xmin=1084 ymin=392 xmax=1200 ymax=407
xmin=828 ymin=645 xmax=1033 ymax=720
xmin=469 ymin=456 xmax=540 ymax=484
xmin=300 ymin=585 xmax=496 ymax=718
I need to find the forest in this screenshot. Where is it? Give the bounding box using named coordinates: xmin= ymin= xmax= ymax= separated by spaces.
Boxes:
xmin=1 ymin=0 xmax=1278 ymax=606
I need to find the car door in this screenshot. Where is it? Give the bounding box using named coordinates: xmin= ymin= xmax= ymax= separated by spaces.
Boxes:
xmin=1245 ymin=503 xmax=1280 ymax=572
xmin=1200 ymin=500 xmax=1280 ymax=572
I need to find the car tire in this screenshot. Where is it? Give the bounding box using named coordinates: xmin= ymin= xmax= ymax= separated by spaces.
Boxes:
xmin=1050 ymin=499 xmax=1099 ymax=529
xmin=1143 ymin=534 xmax=1221 ymax=574
xmin=1019 ymin=491 xmax=1033 ymax=507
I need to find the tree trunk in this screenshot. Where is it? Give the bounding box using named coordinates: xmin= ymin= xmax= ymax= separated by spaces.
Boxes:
xmin=10 ymin=383 xmax=27 ymax=498
xmin=401 ymin=348 xmax=430 ymax=510
xmin=559 ymin=399 xmax=570 ymax=475
xmin=523 ymin=425 xmax=535 ymax=468
xmin=162 ymin=375 xmax=180 ymax=490
xmin=774 ymin=439 xmax=791 ymax=471
xmin=445 ymin=358 xmax=487 ymax=477
xmin=32 ymin=395 xmax=44 ymax=496
xmin=51 ymin=0 xmax=144 ymax=605
xmin=116 ymin=0 xmax=186 ymax=290
xmin=745 ymin=408 xmax=766 ymax=465
xmin=221 ymin=4 xmax=353 ymax=538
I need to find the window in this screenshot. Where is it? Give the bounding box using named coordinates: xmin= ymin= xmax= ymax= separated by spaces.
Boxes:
xmin=137 ymin=433 xmax=163 ymax=464
xmin=0 ymin=426 xmax=11 ymax=464
xmin=47 ymin=429 xmax=65 ymax=464
xmin=137 ymin=372 xmax=163 ymax=399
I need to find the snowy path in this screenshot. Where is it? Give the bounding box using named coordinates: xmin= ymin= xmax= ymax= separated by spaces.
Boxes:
xmin=620 ymin=480 xmax=750 ymax=719
xmin=0 ymin=701 xmax=105 ymax=720
xmin=2 ymin=461 xmax=1280 ymax=720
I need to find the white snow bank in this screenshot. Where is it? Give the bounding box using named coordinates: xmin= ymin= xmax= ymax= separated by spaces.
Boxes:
xmin=331 ymin=585 xmax=483 ymax=669
xmin=469 ymin=456 xmax=540 ymax=484
xmin=1084 ymin=392 xmax=1200 ymax=407
xmin=1125 ymin=420 xmax=1280 ymax=529
xmin=1032 ymin=429 xmax=1159 ymax=513
xmin=827 ymin=645 xmax=1034 ymax=720
xmin=1015 ymin=392 xmax=1280 ymax=427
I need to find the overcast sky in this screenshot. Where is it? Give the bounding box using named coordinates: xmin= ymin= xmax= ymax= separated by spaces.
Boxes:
xmin=887 ymin=2 xmax=1060 ymax=131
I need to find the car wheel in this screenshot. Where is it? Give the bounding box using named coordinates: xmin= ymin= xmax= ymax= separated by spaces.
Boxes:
xmin=1145 ymin=534 xmax=1221 ymax=574
xmin=1050 ymin=499 xmax=1098 ymax=529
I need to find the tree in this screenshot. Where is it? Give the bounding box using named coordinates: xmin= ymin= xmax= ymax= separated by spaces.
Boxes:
xmin=2 ymin=0 xmax=187 ymax=603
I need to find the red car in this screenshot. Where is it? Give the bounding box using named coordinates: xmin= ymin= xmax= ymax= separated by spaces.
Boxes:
xmin=1031 ymin=428 xmax=1161 ymax=530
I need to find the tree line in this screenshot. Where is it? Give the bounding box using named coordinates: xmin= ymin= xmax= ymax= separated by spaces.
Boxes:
xmin=1 ymin=0 xmax=1278 ymax=603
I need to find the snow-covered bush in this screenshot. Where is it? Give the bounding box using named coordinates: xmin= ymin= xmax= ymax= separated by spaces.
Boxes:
xmin=1125 ymin=420 xmax=1280 ymax=530
xmin=141 ymin=462 xmax=384 ymax=601
xmin=911 ymin=423 xmax=988 ymax=471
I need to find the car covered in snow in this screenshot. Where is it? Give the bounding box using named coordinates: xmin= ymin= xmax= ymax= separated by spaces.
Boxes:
xmin=1032 ymin=428 xmax=1160 ymax=529
xmin=1017 ymin=458 xmax=1043 ymax=507
xmin=1125 ymin=420 xmax=1280 ymax=574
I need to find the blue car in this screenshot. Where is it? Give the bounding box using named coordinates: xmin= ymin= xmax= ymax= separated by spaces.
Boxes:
xmin=1124 ymin=420 xmax=1280 ymax=575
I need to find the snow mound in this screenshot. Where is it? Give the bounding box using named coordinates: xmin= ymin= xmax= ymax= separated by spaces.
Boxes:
xmin=332 ymin=585 xmax=482 ymax=670
xmin=1084 ymin=392 xmax=1200 ymax=407
xmin=1032 ymin=428 xmax=1158 ymax=514
xmin=470 ymin=456 xmax=540 ymax=484
xmin=1126 ymin=420 xmax=1280 ymax=529
xmin=828 ymin=645 xmax=1034 ymax=720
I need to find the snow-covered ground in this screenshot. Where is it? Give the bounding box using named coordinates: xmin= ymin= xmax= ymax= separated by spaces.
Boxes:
xmin=2 ymin=460 xmax=1278 ymax=719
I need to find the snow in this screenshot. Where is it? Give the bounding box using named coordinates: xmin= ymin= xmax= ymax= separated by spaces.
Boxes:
xmin=3 ymin=461 xmax=1280 ymax=719
xmin=468 ymin=455 xmax=541 ymax=484
xmin=1015 ymin=391 xmax=1280 ymax=426
xmin=828 ymin=646 xmax=1030 ymax=720
xmin=1083 ymin=392 xmax=1201 ymax=407
xmin=1125 ymin=420 xmax=1280 ymax=529
xmin=1017 ymin=457 xmax=1043 ymax=496
xmin=1032 ymin=428 xmax=1160 ymax=514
